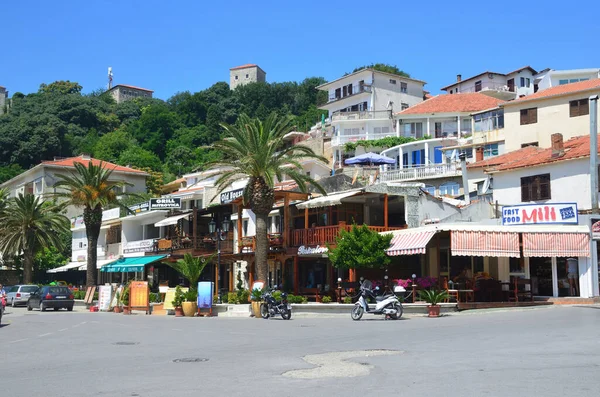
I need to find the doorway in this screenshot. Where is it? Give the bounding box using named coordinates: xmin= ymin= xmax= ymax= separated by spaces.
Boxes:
xmin=530 ymin=257 xmax=553 ymax=296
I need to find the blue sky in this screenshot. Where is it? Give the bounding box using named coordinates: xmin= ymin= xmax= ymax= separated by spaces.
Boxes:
xmin=3 ymin=0 xmax=599 ymax=99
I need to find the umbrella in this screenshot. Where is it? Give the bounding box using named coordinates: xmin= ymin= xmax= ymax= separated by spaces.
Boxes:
xmin=344 ymin=152 xmax=396 ymax=166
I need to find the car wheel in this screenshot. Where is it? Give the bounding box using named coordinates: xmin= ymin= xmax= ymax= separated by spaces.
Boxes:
xmin=67 ymin=306 xmax=73 ymax=312
xmin=39 ymin=302 xmax=46 ymax=312
xmin=27 ymin=304 xmax=33 ymax=311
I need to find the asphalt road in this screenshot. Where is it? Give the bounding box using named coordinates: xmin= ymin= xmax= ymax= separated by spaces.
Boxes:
xmin=2 ymin=305 xmax=600 ymax=397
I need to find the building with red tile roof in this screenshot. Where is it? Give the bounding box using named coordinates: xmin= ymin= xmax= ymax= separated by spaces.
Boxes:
xmin=502 ymin=78 xmax=600 ymax=106
xmin=41 ymin=155 xmax=148 ymax=175
xmin=398 ymin=93 xmax=504 ymax=115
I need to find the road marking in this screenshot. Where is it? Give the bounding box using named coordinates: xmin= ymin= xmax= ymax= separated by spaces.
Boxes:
xmin=9 ymin=338 xmax=28 ymax=344
xmin=72 ymin=321 xmax=87 ymax=328
xmin=171 ymin=328 xmax=182 ymax=331
xmin=38 ymin=332 xmax=53 ymax=337
xmin=58 ymin=328 xmax=68 ymax=332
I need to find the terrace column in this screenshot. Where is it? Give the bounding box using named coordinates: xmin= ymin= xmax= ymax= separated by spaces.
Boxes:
xmin=284 ymin=195 xmax=290 ymax=249
xmin=237 ymin=205 xmax=243 ymax=253
xmin=398 ymin=147 xmax=404 ymax=169
xmin=457 ymin=115 xmax=462 ymax=138
xmin=384 ymin=194 xmax=388 ymax=229
xmin=426 ymin=117 xmax=431 ymax=137
xmin=424 ymin=142 xmax=429 ymax=165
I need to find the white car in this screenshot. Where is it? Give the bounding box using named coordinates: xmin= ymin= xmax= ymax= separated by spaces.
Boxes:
xmin=6 ymin=285 xmax=39 ymax=307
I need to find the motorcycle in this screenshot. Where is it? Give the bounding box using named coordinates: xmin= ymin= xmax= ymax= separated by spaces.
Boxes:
xmin=260 ymin=286 xmax=292 ymax=320
xmin=351 ymin=278 xmax=403 ymax=321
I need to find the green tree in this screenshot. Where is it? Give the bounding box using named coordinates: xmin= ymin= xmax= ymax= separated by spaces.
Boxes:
xmin=204 ymin=113 xmax=327 ymax=281
xmin=35 ymin=246 xmax=68 ymax=273
xmin=349 ymin=63 xmax=410 ymax=78
xmin=328 ymin=224 xmax=393 ymax=270
xmin=39 ymin=80 xmax=83 ymax=95
xmin=118 ymin=146 xmax=162 ymax=171
xmin=53 ymin=162 xmax=132 ymax=287
xmin=166 ymin=253 xmax=214 ymax=289
xmin=0 ymin=194 xmax=70 ymax=283
xmin=93 ymin=130 xmax=136 ymax=162
xmin=0 ymin=164 xmax=25 ymax=184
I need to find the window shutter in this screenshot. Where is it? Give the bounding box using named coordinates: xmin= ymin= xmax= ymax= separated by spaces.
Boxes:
xmin=520 ymin=109 xmax=527 ymax=125
xmin=529 ymin=108 xmax=537 ymax=124
xmin=581 ymin=99 xmax=589 ymax=116
xmin=521 ymin=177 xmax=530 ymax=201
xmin=570 ymin=100 xmax=579 ymax=117
xmin=539 ymin=176 xmax=550 ymax=200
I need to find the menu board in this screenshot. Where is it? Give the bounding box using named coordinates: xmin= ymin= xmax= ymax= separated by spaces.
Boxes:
xmin=98 ymin=285 xmax=113 ymax=311
xmin=163 ymin=287 xmax=188 ymax=311
xmin=129 ymin=281 xmax=150 ymax=314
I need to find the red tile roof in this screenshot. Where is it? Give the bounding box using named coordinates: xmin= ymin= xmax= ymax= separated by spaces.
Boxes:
xmin=230 ymin=64 xmax=258 ymax=70
xmin=468 ymin=135 xmax=598 ymax=172
xmin=398 ymin=93 xmax=504 ymax=115
xmin=112 ymin=84 xmax=154 ymax=93
xmin=42 ymin=155 xmax=148 ymax=174
xmin=503 ymin=79 xmax=600 ymax=106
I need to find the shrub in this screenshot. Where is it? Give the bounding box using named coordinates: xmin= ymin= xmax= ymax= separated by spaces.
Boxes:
xmin=286 ymin=294 xmax=303 ymax=304
xmin=301 ymin=296 xmax=308 ymax=304
xmin=184 ymin=289 xmax=197 ymax=302
xmin=237 ymin=289 xmax=250 ymax=303
xmin=251 ymin=288 xmax=263 ymax=301
xmin=321 ymin=296 xmax=332 ymax=304
xmin=149 ymin=292 xmax=161 ymax=303
xmin=227 ymin=292 xmax=239 ymax=304
xmin=172 ymin=286 xmax=184 ymax=307
xmin=272 ymin=291 xmax=282 ymax=302
xmin=343 ymin=296 xmax=352 ymax=304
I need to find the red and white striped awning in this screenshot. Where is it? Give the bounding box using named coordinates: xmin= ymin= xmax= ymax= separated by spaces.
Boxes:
xmin=451 ymin=230 xmax=520 ymax=257
xmin=386 ymin=231 xmax=436 ymax=256
xmin=522 ymin=232 xmax=590 ymax=257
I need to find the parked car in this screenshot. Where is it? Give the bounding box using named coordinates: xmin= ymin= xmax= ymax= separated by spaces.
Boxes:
xmin=6 ymin=285 xmax=39 ymax=307
xmin=27 ymin=286 xmax=74 ymax=312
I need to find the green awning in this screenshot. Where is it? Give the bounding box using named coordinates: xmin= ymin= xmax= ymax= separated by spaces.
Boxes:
xmin=100 ymin=255 xmax=167 ymax=273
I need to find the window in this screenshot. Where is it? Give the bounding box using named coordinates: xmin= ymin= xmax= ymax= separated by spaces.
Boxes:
xmin=526 ymin=78 xmax=531 ymax=87
xmin=483 ymin=144 xmax=498 ymax=158
xmin=234 ymin=75 xmax=238 ymax=80
xmin=521 ymin=174 xmax=551 ymax=201
xmin=422 ymin=185 xmax=436 ymax=195
xmin=243 ymin=220 xmax=249 ymax=236
xmin=474 ymin=109 xmax=504 ymax=132
xmin=439 ymin=182 xmax=460 ymax=196
xmin=401 ymin=102 xmax=409 ymax=110
xmin=404 ymin=122 xmax=423 ymax=137
xmin=389 ymin=79 xmax=397 ymax=84
xmin=521 ymin=142 xmax=538 ymax=148
xmin=400 ymin=82 xmax=407 ymax=93
xmin=475 ymin=81 xmax=482 ymax=92
xmin=347 ymin=84 xmax=353 ymax=95
xmin=343 ymin=86 xmax=348 ymax=97
xmin=570 ymin=99 xmax=589 ymax=117
xmin=245 ymin=74 xmax=249 ymax=79
xmin=520 ymin=77 xmax=525 ymax=87
xmin=558 ymin=79 xmax=568 ymax=85
xmin=520 ymin=107 xmax=537 ymax=125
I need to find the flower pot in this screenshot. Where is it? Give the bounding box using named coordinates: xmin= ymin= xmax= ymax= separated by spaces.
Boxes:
xmin=174 ymin=306 xmax=184 ymax=317
xmin=182 ymin=301 xmax=198 ymax=317
xmin=123 ymin=307 xmax=131 ymax=315
xmin=427 ymin=305 xmax=441 ymax=317
xmin=113 ymin=306 xmax=122 ymax=314
xmin=251 ymin=301 xmax=262 ymax=318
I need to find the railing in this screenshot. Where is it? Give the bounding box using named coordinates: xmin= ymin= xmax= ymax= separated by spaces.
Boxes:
xmin=332 ymin=132 xmax=397 ymax=147
xmin=238 ymin=234 xmax=284 ymax=253
xmin=155 ymin=236 xmax=233 ymax=255
xmin=380 ymin=162 xmax=461 ymax=182
xmin=328 ymin=85 xmax=372 ymax=102
xmin=457 ymin=82 xmax=516 ymax=94
xmin=291 ymin=224 xmax=405 ymax=247
xmin=331 ymin=110 xmax=391 ymax=122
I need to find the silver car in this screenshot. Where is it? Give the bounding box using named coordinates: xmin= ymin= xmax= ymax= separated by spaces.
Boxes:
xmin=6 ymin=285 xmax=39 ymax=307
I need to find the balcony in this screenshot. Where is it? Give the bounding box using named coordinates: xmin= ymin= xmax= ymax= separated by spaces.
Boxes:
xmin=154 ymin=235 xmax=234 ymax=256
xmin=328 ymin=85 xmax=372 ymax=103
xmin=238 ymin=233 xmax=284 ymax=253
xmin=380 ymin=163 xmax=462 ymax=183
xmin=290 ymin=224 xmax=405 ymax=247
xmin=331 ymin=110 xmax=391 ymax=122
xmin=458 ymin=82 xmax=517 ymax=100
xmin=332 ymin=132 xmax=397 ymax=147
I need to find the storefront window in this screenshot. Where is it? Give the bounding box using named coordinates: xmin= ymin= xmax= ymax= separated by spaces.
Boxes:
xmin=509 ymin=257 xmax=525 ymax=276
xmin=530 ymin=257 xmax=552 ymax=296
xmin=557 ymin=257 xmax=578 ymax=297
xmin=300 ymin=260 xmax=329 ymax=290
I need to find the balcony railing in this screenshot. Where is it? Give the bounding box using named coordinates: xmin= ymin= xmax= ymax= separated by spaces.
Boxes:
xmin=331 ymin=110 xmax=392 ymax=122
xmin=458 ymin=82 xmax=516 ymax=94
xmin=291 ymin=224 xmax=405 ymax=247
xmin=238 ymin=234 xmax=284 ymax=253
xmin=155 ymin=236 xmax=234 ymax=255
xmin=328 ymin=85 xmax=372 ymax=102
xmin=380 ymin=163 xmax=461 ymax=183
xmin=332 ymin=132 xmax=397 ymax=147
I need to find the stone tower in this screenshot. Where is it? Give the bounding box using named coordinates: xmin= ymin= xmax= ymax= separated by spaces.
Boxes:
xmin=229 ymin=64 xmax=266 ymax=90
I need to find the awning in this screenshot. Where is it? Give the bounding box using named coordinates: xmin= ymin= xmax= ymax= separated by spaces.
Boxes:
xmin=154 ymin=213 xmax=191 ymax=227
xmin=522 ymin=232 xmax=590 ymax=257
xmin=47 ymin=262 xmax=85 ymax=273
xmin=386 ymin=230 xmax=436 ymax=256
xmin=100 ymin=255 xmax=167 ymax=273
xmin=451 ymin=230 xmax=520 ymax=257
xmin=296 ymin=190 xmax=361 ymax=210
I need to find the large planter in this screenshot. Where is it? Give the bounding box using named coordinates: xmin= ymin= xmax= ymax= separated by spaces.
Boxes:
xmin=251 ymin=301 xmax=262 ymax=318
xmin=182 ymin=301 xmax=198 ymax=317
xmin=174 ymin=306 xmax=184 ymax=317
xmin=113 ymin=306 xmax=122 ymax=314
xmin=123 ymin=307 xmax=131 ymax=315
xmin=427 ymin=305 xmax=441 ymax=317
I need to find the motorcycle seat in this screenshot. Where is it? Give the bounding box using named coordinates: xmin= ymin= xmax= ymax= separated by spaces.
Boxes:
xmin=375 ymin=296 xmax=386 ymax=302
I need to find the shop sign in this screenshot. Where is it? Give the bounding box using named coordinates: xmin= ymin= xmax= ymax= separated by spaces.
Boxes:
xmin=149 ymin=197 xmax=181 ymax=210
xmin=128 ymin=201 xmax=150 ymax=214
xmin=592 ymin=219 xmax=600 ymax=240
xmin=220 ymin=188 xmax=244 ymax=204
xmin=297 ymin=245 xmax=329 ymax=256
xmin=123 ymin=239 xmax=155 ymax=254
xmin=502 ymin=203 xmax=578 ymax=225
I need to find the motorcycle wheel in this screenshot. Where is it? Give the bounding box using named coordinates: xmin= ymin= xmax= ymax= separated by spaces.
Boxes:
xmin=280 ymin=307 xmax=292 ymax=320
xmin=260 ymin=303 xmax=270 ymax=319
xmin=388 ymin=302 xmax=403 ymax=320
xmin=351 ymin=305 xmax=364 ymax=321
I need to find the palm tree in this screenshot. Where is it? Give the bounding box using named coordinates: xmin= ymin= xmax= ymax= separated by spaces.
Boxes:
xmin=53 ymin=162 xmax=132 ymax=287
xmin=204 ymin=113 xmax=327 ymax=282
xmin=167 ymin=253 xmax=214 ymax=289
xmin=0 ymin=194 xmax=70 ymax=283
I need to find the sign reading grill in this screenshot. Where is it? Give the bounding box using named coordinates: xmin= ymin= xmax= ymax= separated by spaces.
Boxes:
xmin=149 ymin=198 xmax=181 ymax=210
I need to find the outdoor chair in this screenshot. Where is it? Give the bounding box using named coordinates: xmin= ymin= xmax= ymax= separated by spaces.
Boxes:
xmin=443 ymin=277 xmax=459 ymax=303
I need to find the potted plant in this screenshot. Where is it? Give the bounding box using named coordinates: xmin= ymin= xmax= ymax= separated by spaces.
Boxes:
xmin=172 ymin=286 xmax=185 ymax=317
xmin=121 ymin=284 xmax=131 ymax=315
xmin=250 ymin=287 xmax=263 ymax=318
xmin=182 ymin=289 xmax=198 ymax=317
xmin=113 ymin=290 xmax=122 ymax=313
xmin=419 ymin=289 xmax=449 ymax=317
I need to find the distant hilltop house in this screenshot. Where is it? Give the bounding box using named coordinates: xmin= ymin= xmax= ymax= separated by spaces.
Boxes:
xmin=229 ymin=64 xmax=266 ymax=89
xmin=106 ymin=84 xmax=153 ymax=104
xmin=0 ymin=85 xmax=8 ymax=115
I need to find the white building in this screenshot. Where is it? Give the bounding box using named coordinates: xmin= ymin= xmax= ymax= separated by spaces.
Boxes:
xmin=441 ymin=66 xmax=537 ymax=100
xmin=468 ymin=133 xmax=600 ymax=298
xmin=316 ymin=68 xmax=426 ymax=169
xmin=534 ymin=68 xmax=600 ymax=92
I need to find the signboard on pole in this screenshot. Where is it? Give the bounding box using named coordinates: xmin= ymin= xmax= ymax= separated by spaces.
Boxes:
xmin=501 ymin=203 xmax=578 ymax=225
xmin=98 ymin=285 xmax=113 ymax=311
xmin=149 ymin=198 xmax=181 ymax=210
xmin=128 ymin=201 xmax=150 ymax=214
xmin=220 ymin=188 xmax=244 ymax=204
xmin=123 ymin=239 xmax=155 ymax=254
xmin=197 ymin=281 xmax=213 ymax=309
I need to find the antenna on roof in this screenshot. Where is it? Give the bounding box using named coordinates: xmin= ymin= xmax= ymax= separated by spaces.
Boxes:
xmin=108 ymin=67 xmax=113 ymax=90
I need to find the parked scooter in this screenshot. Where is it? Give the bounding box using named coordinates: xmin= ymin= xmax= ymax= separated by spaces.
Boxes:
xmin=260 ymin=286 xmax=292 ymax=320
xmin=351 ymin=278 xmax=403 ymax=320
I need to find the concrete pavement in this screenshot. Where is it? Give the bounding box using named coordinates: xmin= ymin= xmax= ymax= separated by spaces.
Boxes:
xmin=2 ymin=305 xmax=600 ymax=397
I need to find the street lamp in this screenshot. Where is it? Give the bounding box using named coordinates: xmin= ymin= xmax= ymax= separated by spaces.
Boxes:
xmin=209 ymin=216 xmax=231 ymax=303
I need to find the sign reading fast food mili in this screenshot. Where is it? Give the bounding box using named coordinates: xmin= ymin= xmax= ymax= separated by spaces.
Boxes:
xmin=502 ymin=203 xmax=578 ymax=225
xmin=149 ymin=198 xmax=181 ymax=210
